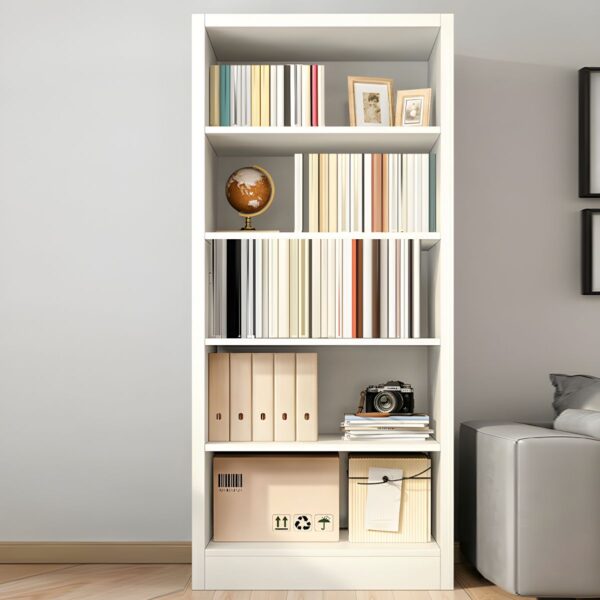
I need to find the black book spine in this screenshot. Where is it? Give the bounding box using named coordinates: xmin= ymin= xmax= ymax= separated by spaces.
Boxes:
xmin=284 ymin=64 xmax=290 ymax=126
xmin=226 ymin=239 xmax=241 ymax=338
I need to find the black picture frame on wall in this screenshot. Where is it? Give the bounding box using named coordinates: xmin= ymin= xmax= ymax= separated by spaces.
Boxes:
xmin=582 ymin=209 xmax=600 ymax=294
xmin=579 ymin=67 xmax=600 ymax=197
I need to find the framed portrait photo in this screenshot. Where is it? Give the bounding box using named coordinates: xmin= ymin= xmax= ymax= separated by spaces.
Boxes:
xmin=348 ymin=76 xmax=393 ymax=126
xmin=395 ymin=88 xmax=432 ymax=126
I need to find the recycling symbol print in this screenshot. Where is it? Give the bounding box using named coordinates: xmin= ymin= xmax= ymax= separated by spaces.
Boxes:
xmin=294 ymin=514 xmax=311 ymax=531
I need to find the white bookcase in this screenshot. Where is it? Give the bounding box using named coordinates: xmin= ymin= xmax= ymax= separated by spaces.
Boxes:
xmin=192 ymin=13 xmax=454 ymax=590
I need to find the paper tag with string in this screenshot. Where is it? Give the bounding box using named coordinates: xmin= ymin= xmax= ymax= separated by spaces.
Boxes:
xmin=365 ymin=467 xmax=403 ymax=531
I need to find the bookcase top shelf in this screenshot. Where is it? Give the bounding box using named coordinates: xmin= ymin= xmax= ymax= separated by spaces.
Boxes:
xmin=205 ymin=127 xmax=441 ymax=156
xmin=206 ymin=434 xmax=441 ymax=453
xmin=204 ymin=14 xmax=443 ymax=62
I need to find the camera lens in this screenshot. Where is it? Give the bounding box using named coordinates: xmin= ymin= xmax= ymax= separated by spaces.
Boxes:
xmin=373 ymin=391 xmax=402 ymax=413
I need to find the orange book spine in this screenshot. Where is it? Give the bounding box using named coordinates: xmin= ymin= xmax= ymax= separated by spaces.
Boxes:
xmin=382 ymin=154 xmax=389 ymax=232
xmin=352 ymin=240 xmax=357 ymax=338
xmin=357 ymin=239 xmax=363 ymax=338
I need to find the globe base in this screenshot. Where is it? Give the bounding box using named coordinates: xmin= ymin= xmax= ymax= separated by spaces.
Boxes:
xmin=241 ymin=216 xmax=255 ymax=231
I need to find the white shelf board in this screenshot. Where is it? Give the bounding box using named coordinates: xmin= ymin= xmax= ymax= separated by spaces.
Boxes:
xmin=205 ymin=127 xmax=440 ymax=156
xmin=205 ymin=338 xmax=441 ymax=347
xmin=205 ymin=231 xmax=440 ymax=250
xmin=206 ymin=530 xmax=440 ymax=557
xmin=206 ymin=434 xmax=440 ymax=453
xmin=205 ymin=14 xmax=441 ymax=62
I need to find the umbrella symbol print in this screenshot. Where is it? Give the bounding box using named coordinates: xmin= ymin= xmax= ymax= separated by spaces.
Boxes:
xmin=318 ymin=516 xmax=331 ymax=530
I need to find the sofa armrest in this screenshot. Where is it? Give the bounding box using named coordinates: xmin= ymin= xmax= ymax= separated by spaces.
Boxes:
xmin=459 ymin=420 xmax=600 ymax=597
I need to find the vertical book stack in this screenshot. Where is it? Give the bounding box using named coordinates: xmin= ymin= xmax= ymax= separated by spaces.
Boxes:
xmin=209 ymin=64 xmax=325 ymax=126
xmin=209 ymin=239 xmax=422 ymax=339
xmin=208 ymin=352 xmax=318 ymax=442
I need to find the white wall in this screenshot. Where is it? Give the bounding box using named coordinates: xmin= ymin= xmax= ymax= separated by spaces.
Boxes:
xmin=1 ymin=0 xmax=600 ymax=541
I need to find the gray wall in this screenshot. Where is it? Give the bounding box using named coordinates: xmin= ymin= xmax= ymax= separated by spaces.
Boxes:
xmin=1 ymin=0 xmax=600 ymax=541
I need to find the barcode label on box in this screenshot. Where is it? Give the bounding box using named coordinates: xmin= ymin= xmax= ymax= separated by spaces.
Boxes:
xmin=218 ymin=473 xmax=243 ymax=489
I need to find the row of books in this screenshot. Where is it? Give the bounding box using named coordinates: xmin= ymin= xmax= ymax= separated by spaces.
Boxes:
xmin=209 ymin=64 xmax=325 ymax=127
xmin=208 ymin=353 xmax=318 ymax=442
xmin=341 ymin=414 xmax=432 ymax=440
xmin=301 ymin=153 xmax=436 ymax=233
xmin=209 ymin=239 xmax=423 ymax=339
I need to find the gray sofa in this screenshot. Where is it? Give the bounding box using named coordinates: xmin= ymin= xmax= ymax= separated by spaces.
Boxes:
xmin=459 ymin=421 xmax=600 ymax=598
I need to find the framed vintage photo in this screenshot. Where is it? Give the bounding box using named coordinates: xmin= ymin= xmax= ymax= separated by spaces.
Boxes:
xmin=579 ymin=67 xmax=600 ymax=197
xmin=582 ymin=209 xmax=600 ymax=294
xmin=347 ymin=76 xmax=393 ymax=126
xmin=395 ymin=88 xmax=432 ymax=126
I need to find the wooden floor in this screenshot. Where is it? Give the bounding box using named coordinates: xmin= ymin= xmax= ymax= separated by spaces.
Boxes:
xmin=0 ymin=563 xmax=532 ymax=600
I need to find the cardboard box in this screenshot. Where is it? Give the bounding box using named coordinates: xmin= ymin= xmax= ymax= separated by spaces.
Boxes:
xmin=213 ymin=454 xmax=339 ymax=541
xmin=348 ymin=454 xmax=431 ymax=543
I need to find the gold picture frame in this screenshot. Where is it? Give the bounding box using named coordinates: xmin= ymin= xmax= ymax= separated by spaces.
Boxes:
xmin=394 ymin=88 xmax=432 ymax=126
xmin=348 ymin=76 xmax=394 ymax=126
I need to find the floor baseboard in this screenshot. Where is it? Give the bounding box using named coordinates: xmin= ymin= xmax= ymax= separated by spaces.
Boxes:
xmin=0 ymin=542 xmax=191 ymax=563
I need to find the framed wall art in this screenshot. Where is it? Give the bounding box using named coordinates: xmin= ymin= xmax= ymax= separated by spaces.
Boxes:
xmin=579 ymin=67 xmax=600 ymax=197
xmin=582 ymin=208 xmax=600 ymax=294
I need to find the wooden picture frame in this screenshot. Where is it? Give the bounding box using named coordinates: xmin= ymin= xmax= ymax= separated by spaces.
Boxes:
xmin=394 ymin=88 xmax=432 ymax=126
xmin=579 ymin=67 xmax=600 ymax=197
xmin=582 ymin=208 xmax=600 ymax=294
xmin=347 ymin=76 xmax=393 ymax=126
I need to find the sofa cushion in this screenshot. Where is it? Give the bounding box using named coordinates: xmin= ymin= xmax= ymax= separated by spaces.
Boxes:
xmin=554 ymin=408 xmax=600 ymax=439
xmin=549 ymin=373 xmax=600 ymax=415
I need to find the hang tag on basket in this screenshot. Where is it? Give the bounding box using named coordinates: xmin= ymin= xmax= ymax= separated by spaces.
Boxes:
xmin=365 ymin=467 xmax=403 ymax=532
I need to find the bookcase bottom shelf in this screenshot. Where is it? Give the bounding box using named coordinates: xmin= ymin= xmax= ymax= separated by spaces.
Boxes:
xmin=205 ymin=434 xmax=440 ymax=452
xmin=205 ymin=533 xmax=441 ymax=589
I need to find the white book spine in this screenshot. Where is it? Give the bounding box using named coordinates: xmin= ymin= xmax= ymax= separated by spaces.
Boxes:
xmin=379 ymin=239 xmax=388 ymax=338
xmin=348 ymin=154 xmax=354 ymax=231
xmin=396 ymin=154 xmax=402 ymax=232
xmin=278 ymin=239 xmax=289 ymax=337
xmin=364 ymin=154 xmax=372 ymax=233
xmin=262 ymin=240 xmax=269 ymax=338
xmin=421 ymin=154 xmax=429 ymax=232
xmin=277 ymin=65 xmax=284 ymax=127
xmin=318 ymin=65 xmax=325 ymax=126
xmin=362 ymin=239 xmax=373 ymax=338
xmin=337 ymin=153 xmax=343 ymax=232
xmin=412 ymin=240 xmax=420 ymax=338
xmin=388 ymin=239 xmax=396 ymax=337
xmin=255 ymin=239 xmax=262 ymax=338
xmin=343 ymin=239 xmax=352 ymax=338
xmin=301 ymin=240 xmax=310 ymax=337
xmin=308 ymin=154 xmax=318 ymax=232
xmin=401 ymin=154 xmax=408 ymax=232
xmin=247 ymin=239 xmax=255 ymax=338
xmin=270 ymin=65 xmax=277 ymax=127
xmin=303 ymin=64 xmax=310 ymax=126
xmin=245 ymin=65 xmax=251 ymax=126
xmin=240 ymin=239 xmax=248 ymax=337
xmin=336 ymin=239 xmax=343 ymax=338
xmin=270 ymin=239 xmax=278 ymax=337
xmin=357 ymin=153 xmax=363 ymax=232
xmin=290 ymin=65 xmax=296 ymax=127
xmin=414 ymin=154 xmax=421 ymax=233
xmin=327 ymin=239 xmax=336 ymax=338
xmin=233 ymin=65 xmax=239 ymax=126
xmin=402 ymin=239 xmax=410 ymax=337
xmin=294 ymin=153 xmax=303 ymax=233
xmin=389 ymin=153 xmax=396 ymax=232
xmin=296 ymin=65 xmax=302 ymax=127
xmin=311 ymin=239 xmax=321 ymax=337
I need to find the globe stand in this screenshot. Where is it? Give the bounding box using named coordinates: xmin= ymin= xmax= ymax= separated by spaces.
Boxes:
xmin=241 ymin=216 xmax=255 ymax=231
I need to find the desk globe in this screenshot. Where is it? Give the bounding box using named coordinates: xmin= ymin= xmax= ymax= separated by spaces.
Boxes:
xmin=225 ymin=165 xmax=275 ymax=230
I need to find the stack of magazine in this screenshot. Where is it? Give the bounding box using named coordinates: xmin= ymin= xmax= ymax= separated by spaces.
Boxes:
xmin=341 ymin=414 xmax=432 ymax=441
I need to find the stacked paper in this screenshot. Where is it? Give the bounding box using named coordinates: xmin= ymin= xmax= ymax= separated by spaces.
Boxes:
xmin=341 ymin=414 xmax=432 ymax=440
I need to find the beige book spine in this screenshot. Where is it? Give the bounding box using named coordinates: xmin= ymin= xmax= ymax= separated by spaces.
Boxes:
xmin=208 ymin=353 xmax=230 ymax=441
xmin=260 ymin=65 xmax=270 ymax=126
xmin=229 ymin=353 xmax=252 ymax=441
xmin=308 ymin=154 xmax=319 ymax=232
xmin=273 ymin=353 xmax=296 ymax=441
xmin=311 ymin=239 xmax=321 ymax=338
xmin=209 ymin=65 xmax=219 ymax=126
xmin=278 ymin=239 xmax=289 ymax=337
xmin=328 ymin=153 xmax=338 ymax=232
xmin=289 ymin=239 xmax=299 ymax=338
xmin=251 ymin=353 xmax=274 ymax=441
xmin=319 ymin=154 xmax=328 ymax=232
xmin=295 ymin=352 xmax=318 ymax=441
